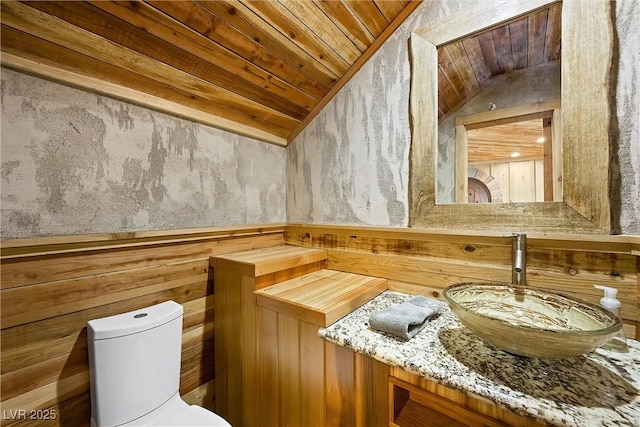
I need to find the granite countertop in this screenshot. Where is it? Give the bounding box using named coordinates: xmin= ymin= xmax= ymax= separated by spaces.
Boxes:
xmin=318 ymin=290 xmax=640 ymax=427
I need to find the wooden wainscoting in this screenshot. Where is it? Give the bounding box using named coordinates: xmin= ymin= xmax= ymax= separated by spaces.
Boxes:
xmin=0 ymin=224 xmax=285 ymax=427
xmin=285 ymin=224 xmax=640 ymax=340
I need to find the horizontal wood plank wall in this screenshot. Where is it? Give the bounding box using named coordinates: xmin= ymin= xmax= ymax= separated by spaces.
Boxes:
xmin=285 ymin=224 xmax=640 ymax=340
xmin=0 ymin=224 xmax=285 ymax=427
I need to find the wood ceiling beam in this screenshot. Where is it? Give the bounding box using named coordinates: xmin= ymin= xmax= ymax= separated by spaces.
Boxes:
xmin=1 ymin=50 xmax=289 ymax=146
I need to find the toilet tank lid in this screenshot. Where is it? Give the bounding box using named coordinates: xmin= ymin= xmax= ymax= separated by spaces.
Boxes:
xmin=88 ymin=301 xmax=183 ymax=340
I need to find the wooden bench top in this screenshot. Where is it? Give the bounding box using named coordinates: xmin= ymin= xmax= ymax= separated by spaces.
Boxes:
xmin=255 ymin=269 xmax=387 ymax=327
xmin=213 ymin=245 xmax=327 ymax=277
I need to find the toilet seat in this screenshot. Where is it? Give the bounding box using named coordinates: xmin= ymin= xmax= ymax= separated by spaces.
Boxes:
xmin=122 ymin=393 xmax=230 ymax=426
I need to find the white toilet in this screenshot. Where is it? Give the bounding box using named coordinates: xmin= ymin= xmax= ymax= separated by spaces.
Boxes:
xmin=88 ymin=301 xmax=231 ymax=427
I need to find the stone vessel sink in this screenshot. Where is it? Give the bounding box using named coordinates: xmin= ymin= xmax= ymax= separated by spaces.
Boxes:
xmin=443 ymin=282 xmax=622 ymax=358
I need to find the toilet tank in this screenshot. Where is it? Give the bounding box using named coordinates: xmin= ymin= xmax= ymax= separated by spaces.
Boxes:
xmin=88 ymin=301 xmax=183 ymax=427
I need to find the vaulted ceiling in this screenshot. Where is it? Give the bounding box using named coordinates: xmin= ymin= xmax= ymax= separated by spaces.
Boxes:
xmin=1 ymin=0 xmax=420 ymax=146
xmin=1 ymin=1 xmax=560 ymax=147
xmin=438 ymin=2 xmax=561 ymax=121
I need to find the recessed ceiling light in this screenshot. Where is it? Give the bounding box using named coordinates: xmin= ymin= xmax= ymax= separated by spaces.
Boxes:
xmin=537 ymin=137 xmax=546 ymax=143
xmin=511 ymin=152 xmax=521 ymax=158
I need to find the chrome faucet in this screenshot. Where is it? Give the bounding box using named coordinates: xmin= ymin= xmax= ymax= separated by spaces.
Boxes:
xmin=512 ymin=233 xmax=526 ymax=286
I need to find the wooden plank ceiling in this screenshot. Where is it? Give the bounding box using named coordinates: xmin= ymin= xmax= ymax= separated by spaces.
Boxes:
xmin=438 ymin=2 xmax=561 ymax=122
xmin=467 ymin=119 xmax=545 ymax=164
xmin=0 ymin=0 xmax=420 ymax=146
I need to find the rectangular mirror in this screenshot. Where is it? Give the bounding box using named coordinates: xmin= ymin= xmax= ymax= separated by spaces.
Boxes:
xmin=435 ymin=4 xmax=562 ymax=206
xmin=408 ymin=0 xmax=614 ymax=234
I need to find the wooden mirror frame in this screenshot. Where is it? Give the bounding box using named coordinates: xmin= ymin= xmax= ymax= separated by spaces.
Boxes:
xmin=408 ymin=0 xmax=615 ymax=234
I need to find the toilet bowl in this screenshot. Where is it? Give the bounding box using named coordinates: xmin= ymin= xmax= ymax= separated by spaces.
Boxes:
xmin=120 ymin=393 xmax=225 ymax=427
xmin=87 ymin=301 xmax=230 ymax=427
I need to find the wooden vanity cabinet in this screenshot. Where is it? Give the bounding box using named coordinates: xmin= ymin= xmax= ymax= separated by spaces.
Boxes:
xmin=324 ymin=346 xmax=543 ymax=427
xmin=325 ymin=342 xmax=390 ymax=427
xmin=212 ymin=245 xmax=328 ymax=427
xmin=390 ymin=376 xmax=502 ymax=427
xmin=389 ymin=368 xmax=546 ymax=427
xmin=213 ymin=245 xmax=387 ymax=427
xmin=254 ymin=269 xmax=387 ymax=427
xmin=247 ymin=310 xmax=390 ymax=427
xmin=214 ymin=246 xmax=545 ymax=426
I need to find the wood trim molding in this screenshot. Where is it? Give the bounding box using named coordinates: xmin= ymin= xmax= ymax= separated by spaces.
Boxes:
xmin=412 ymin=0 xmax=554 ymax=45
xmin=1 ymin=53 xmax=288 ymax=147
xmin=0 ymin=223 xmax=286 ymax=259
xmin=408 ymin=0 xmax=615 ymax=233
xmin=454 ymin=100 xmax=560 ymax=128
xmin=4 ymin=222 xmax=636 ymax=260
xmin=285 ymin=223 xmax=640 ymax=254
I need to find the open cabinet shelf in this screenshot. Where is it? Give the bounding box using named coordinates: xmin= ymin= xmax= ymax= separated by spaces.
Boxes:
xmin=392 ymin=398 xmax=468 ymax=427
xmin=390 ymin=377 xmax=507 ymax=427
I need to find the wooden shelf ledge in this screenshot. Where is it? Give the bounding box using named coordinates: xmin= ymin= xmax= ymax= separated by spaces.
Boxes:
xmin=212 ymin=244 xmax=327 ymax=277
xmin=255 ymin=269 xmax=387 ymax=327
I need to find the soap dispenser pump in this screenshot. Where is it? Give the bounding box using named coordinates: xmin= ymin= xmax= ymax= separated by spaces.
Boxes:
xmin=594 ymin=285 xmax=628 ymax=353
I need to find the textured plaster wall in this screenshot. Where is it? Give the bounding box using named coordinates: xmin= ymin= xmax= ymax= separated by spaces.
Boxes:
xmin=287 ymin=0 xmax=640 ymax=235
xmin=616 ymin=0 xmax=640 ymax=234
xmin=1 ymin=69 xmax=286 ymax=239
xmin=286 ymin=1 xmax=453 ymax=227
xmin=1 ymin=3 xmax=637 ymax=239
xmin=437 ymin=62 xmax=561 ymax=204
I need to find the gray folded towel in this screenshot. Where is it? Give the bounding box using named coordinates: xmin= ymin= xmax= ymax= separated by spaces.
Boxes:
xmin=369 ymin=296 xmax=441 ymax=340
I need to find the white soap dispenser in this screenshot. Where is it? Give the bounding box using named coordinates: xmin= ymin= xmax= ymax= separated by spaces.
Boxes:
xmin=594 ymin=285 xmax=628 ymax=353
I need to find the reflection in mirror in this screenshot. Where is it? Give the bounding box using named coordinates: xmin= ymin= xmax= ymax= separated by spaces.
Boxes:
xmin=468 ymin=176 xmax=492 ymax=203
xmin=457 ymin=101 xmax=562 ymax=204
xmin=436 ymin=3 xmax=561 ymax=205
xmin=468 ymin=118 xmax=547 ymax=204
